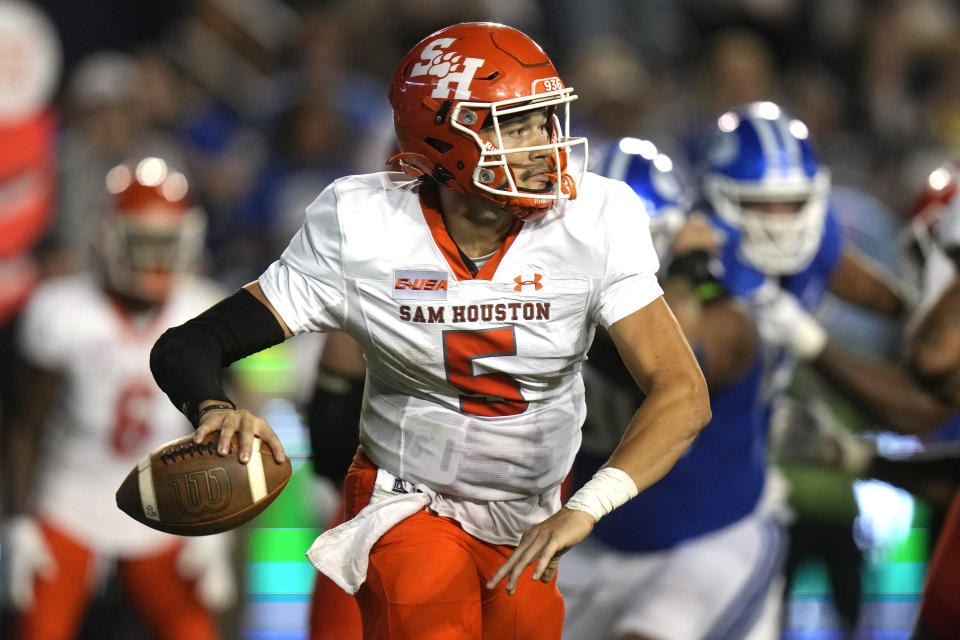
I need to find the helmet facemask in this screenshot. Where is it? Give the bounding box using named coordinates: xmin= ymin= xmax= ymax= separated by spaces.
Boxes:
xmin=98 ymin=208 xmax=206 ymax=304
xmin=448 ymin=91 xmax=587 ymax=220
xmin=97 ymin=157 xmax=205 ymax=306
xmin=705 ymin=168 xmax=830 ymax=274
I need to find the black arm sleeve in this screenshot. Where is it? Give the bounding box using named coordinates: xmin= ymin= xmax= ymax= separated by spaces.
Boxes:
xmin=306 ymin=367 xmax=363 ymax=486
xmin=150 ymin=287 xmax=286 ymax=426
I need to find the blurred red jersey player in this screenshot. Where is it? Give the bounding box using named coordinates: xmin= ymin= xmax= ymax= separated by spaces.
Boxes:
xmin=2 ymin=158 xmax=235 ymax=640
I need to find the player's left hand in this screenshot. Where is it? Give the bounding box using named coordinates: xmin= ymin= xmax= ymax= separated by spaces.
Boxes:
xmin=485 ymin=507 xmax=595 ymax=595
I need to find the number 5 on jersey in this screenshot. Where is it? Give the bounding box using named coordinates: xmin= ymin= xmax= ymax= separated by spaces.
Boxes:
xmin=443 ymin=328 xmax=528 ymax=417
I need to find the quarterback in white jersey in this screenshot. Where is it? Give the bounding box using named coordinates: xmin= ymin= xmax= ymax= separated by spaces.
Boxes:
xmin=259 ymin=169 xmax=664 ymax=542
xmin=3 ymin=158 xmax=232 ymax=640
xmin=151 ymin=23 xmax=710 ymax=640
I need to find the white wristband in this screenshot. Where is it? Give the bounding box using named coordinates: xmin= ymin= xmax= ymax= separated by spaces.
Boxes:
xmin=563 ymin=466 xmax=639 ymax=522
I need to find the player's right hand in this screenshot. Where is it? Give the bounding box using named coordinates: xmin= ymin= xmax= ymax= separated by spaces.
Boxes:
xmin=1 ymin=516 xmax=56 ymax=610
xmin=194 ymin=402 xmax=286 ymax=465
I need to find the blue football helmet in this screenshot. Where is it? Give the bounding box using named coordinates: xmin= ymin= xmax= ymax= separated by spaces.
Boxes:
xmin=698 ymin=101 xmax=830 ymax=275
xmin=600 ymin=137 xmax=689 ymax=262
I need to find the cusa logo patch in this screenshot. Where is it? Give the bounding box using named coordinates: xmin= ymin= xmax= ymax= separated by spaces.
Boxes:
xmin=393 ymin=269 xmax=449 ymax=300
xmin=409 ymin=38 xmax=486 ymax=100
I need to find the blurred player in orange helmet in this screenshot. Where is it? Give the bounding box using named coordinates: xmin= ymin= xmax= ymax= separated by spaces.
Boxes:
xmin=1 ymin=158 xmax=235 ymax=640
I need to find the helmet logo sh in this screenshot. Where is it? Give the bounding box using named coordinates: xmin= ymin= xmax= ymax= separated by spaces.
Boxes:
xmin=410 ymin=38 xmax=485 ymax=101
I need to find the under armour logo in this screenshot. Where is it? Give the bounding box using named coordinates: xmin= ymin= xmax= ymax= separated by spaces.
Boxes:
xmin=392 ymin=478 xmax=408 ymax=494
xmin=514 ymin=273 xmax=543 ymax=291
xmin=409 ymin=38 xmax=486 ymax=100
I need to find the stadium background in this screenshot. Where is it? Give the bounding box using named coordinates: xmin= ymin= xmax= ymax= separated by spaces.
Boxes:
xmin=9 ymin=0 xmax=960 ymax=637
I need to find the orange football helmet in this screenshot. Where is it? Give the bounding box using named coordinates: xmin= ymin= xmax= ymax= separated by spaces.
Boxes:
xmin=388 ymin=22 xmax=587 ymax=220
xmin=97 ymin=157 xmax=205 ymax=304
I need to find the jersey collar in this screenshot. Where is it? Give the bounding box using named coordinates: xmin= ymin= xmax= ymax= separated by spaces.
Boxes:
xmin=418 ymin=184 xmax=523 ymax=281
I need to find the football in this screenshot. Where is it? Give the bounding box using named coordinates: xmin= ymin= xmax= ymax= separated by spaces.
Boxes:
xmin=116 ymin=431 xmax=292 ymax=536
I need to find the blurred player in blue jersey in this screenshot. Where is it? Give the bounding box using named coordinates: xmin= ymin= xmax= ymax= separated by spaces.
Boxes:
xmin=559 ymin=102 xmax=905 ymax=640
xmin=558 ymin=138 xmax=782 ymax=640
xmin=698 ymin=102 xmax=907 ymax=637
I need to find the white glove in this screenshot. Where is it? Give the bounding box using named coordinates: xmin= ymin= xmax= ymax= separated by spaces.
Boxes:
xmin=1 ymin=516 xmax=56 ymax=610
xmin=176 ymin=532 xmax=237 ymax=611
xmin=750 ymin=283 xmax=828 ymax=360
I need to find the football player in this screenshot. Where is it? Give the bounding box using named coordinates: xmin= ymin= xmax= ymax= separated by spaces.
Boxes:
xmin=149 ymin=22 xmax=710 ymax=639
xmin=699 ymin=102 xmax=909 ymax=639
xmin=1 ymin=158 xmax=235 ymax=640
xmin=558 ymin=140 xmax=787 ymax=640
xmin=758 ymin=163 xmax=960 ymax=640
xmin=560 ymin=101 xmax=908 ymax=640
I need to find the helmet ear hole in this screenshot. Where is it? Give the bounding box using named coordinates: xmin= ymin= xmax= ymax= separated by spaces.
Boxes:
xmin=424 ymin=137 xmax=453 ymax=153
xmin=431 ymin=164 xmax=456 ymax=186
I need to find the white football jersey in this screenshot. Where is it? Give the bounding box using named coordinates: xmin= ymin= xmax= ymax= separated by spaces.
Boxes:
xmin=18 ymin=274 xmax=224 ymax=555
xmin=259 ymin=171 xmax=661 ymax=544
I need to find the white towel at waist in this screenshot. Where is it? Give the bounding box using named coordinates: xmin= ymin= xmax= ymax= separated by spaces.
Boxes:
xmin=306 ymin=468 xmax=433 ymax=594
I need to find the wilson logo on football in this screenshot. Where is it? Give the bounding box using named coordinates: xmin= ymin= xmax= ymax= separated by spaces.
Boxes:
xmin=514 ymin=273 xmax=543 ymax=292
xmin=410 ymin=38 xmax=485 ymax=100
xmin=393 ymin=269 xmax=449 ymax=301
xmin=168 ymin=469 xmax=232 ymax=515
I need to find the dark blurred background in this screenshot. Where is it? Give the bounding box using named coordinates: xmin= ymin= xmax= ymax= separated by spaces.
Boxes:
xmin=4 ymin=1 xmax=960 ymax=638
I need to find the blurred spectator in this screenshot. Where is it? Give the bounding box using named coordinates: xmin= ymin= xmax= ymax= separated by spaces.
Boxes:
xmin=225 ymin=91 xmax=356 ymax=285
xmin=163 ymin=0 xmax=300 ymax=123
xmin=53 ymin=51 xmax=185 ymax=271
xmin=658 ymin=26 xmax=783 ymax=166
xmin=179 ymin=105 xmax=266 ymax=288
xmin=566 ymin=37 xmax=654 ymax=169
xmin=278 ymin=5 xmax=394 ymax=172
xmin=861 ymin=0 xmax=960 ymax=212
xmin=700 ymin=27 xmax=779 ymax=114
